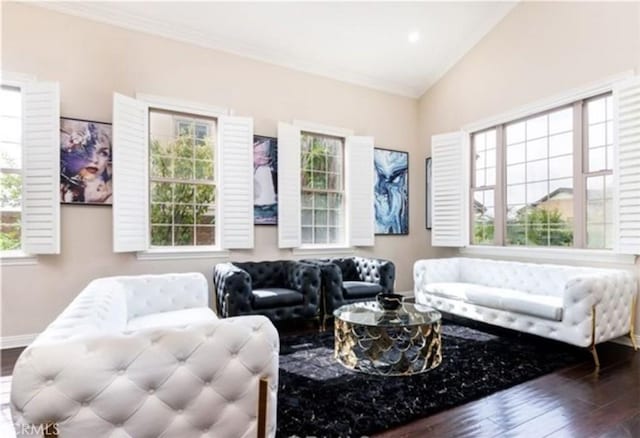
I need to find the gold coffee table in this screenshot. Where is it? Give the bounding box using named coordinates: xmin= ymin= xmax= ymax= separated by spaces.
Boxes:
xmin=333 ymin=301 xmax=442 ymax=376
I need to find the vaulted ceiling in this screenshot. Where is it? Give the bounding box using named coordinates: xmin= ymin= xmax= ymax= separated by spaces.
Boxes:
xmin=38 ymin=1 xmax=517 ymax=98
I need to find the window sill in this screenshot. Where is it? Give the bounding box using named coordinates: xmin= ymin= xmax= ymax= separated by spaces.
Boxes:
xmin=0 ymin=251 xmax=38 ymax=266
xmin=459 ymin=245 xmax=637 ymax=267
xmin=137 ymin=247 xmax=230 ymax=261
xmin=292 ymin=246 xmax=356 ymax=258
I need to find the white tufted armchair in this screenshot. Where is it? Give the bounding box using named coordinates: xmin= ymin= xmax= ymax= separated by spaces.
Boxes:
xmin=414 ymin=258 xmax=638 ymax=365
xmin=10 ymin=273 xmax=279 ymax=438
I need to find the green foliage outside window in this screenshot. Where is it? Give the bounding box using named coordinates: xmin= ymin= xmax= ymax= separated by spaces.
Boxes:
xmin=0 ymin=152 xmax=22 ymax=250
xmin=149 ymin=125 xmax=216 ymax=247
xmin=301 ymin=134 xmax=341 ymax=191
xmin=0 ymin=227 xmax=20 ymax=251
xmin=473 ymin=218 xmax=494 ymax=245
xmin=507 ymin=208 xmax=573 ymax=247
xmin=473 ymin=207 xmax=573 ymax=247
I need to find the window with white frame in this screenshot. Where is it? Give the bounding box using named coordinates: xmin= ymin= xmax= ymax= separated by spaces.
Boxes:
xmin=149 ymin=109 xmax=217 ymax=247
xmin=470 ymin=93 xmax=614 ymax=249
xmin=277 ymin=122 xmax=374 ymax=249
xmin=301 ymin=132 xmax=345 ymax=245
xmin=0 ymin=77 xmax=60 ymax=257
xmin=0 ymin=85 xmax=23 ymax=251
xmin=112 ymin=93 xmax=253 ymax=254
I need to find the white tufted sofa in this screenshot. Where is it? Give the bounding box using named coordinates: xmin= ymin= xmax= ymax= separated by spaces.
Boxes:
xmin=10 ymin=273 xmax=279 ymax=438
xmin=414 ymin=258 xmax=638 ymax=349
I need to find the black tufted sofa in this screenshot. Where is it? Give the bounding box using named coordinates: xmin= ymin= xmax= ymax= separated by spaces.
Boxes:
xmin=303 ymin=256 xmax=395 ymax=326
xmin=213 ymin=260 xmax=321 ymax=323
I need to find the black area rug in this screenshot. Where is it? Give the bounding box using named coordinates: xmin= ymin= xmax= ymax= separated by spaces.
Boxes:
xmin=276 ymin=318 xmax=587 ymax=437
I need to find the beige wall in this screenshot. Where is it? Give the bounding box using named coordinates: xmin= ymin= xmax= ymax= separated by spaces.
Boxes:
xmin=0 ymin=2 xmax=433 ymax=337
xmin=418 ymin=1 xmax=640 ymax=330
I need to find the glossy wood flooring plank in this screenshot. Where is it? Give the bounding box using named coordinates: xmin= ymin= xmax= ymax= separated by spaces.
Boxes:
xmin=373 ymin=343 xmax=638 ymax=438
xmin=500 ymin=397 xmax=595 ymax=438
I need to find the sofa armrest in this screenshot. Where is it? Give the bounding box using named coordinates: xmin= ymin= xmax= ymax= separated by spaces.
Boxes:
xmin=564 ymin=271 xmax=637 ymax=344
xmin=11 ymin=316 xmax=280 ymax=438
xmin=285 ymin=261 xmax=321 ymax=312
xmin=564 ymin=275 xmax=603 ymax=309
xmin=213 ymin=262 xmax=253 ymax=317
xmin=354 ymin=257 xmax=395 ymax=293
xmin=310 ymin=261 xmax=344 ymax=313
xmin=413 ymin=258 xmax=460 ymax=295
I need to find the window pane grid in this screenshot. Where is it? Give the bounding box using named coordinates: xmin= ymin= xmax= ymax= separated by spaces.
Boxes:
xmin=301 ymin=133 xmax=345 ymax=245
xmin=504 ymin=107 xmax=575 ymax=248
xmin=584 ymin=95 xmax=614 ymax=249
xmin=474 ymin=96 xmax=615 ymax=250
xmin=472 ymin=130 xmax=496 ymax=189
xmin=0 ymin=85 xmax=22 ymax=251
xmin=472 ymin=130 xmax=497 ymax=244
xmin=472 ymin=188 xmax=495 ymax=245
xmin=586 ymin=95 xmax=614 ymax=174
xmin=149 ymin=109 xmax=216 ymax=247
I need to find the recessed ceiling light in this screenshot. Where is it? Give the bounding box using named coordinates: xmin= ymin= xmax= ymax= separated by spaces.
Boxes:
xmin=408 ymin=31 xmax=421 ymax=44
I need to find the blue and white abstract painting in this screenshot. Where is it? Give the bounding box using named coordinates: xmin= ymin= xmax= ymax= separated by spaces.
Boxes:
xmin=374 ymin=148 xmax=409 ymax=234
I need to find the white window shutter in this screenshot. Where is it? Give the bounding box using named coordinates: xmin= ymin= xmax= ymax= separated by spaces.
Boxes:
xmin=112 ymin=93 xmax=148 ymax=252
xmin=346 ymin=135 xmax=374 ymax=246
xmin=613 ymin=76 xmax=640 ymax=254
xmin=218 ymin=115 xmax=254 ymax=249
xmin=431 ymin=132 xmax=467 ymax=247
xmin=277 ymin=122 xmax=301 ymax=248
xmin=21 ymin=81 xmax=60 ymax=254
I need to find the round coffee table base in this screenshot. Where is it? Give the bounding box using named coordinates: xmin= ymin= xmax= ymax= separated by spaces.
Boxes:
xmin=334 ymin=317 xmax=442 ymax=376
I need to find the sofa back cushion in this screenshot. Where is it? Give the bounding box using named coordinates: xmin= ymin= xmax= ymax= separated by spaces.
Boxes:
xmin=330 ymin=258 xmax=360 ymax=281
xmin=32 ymin=278 xmax=128 ymax=346
xmin=120 ymin=273 xmax=209 ymax=320
xmin=233 ymin=261 xmax=286 ymax=288
xmin=458 ymin=258 xmax=594 ymax=297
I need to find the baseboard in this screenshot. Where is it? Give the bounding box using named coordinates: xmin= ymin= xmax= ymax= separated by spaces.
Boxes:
xmin=611 ymin=333 xmax=640 ymax=350
xmin=1 ymin=333 xmax=38 ymax=349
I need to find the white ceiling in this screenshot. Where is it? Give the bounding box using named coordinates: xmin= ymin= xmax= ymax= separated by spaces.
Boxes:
xmin=37 ymin=2 xmax=517 ymax=98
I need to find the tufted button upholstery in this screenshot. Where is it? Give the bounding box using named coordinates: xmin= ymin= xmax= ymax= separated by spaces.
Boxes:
xmin=213 ymin=260 xmax=321 ymax=323
xmin=413 ymin=258 xmax=637 ymax=348
xmin=11 ymin=273 xmax=279 ymax=438
xmin=303 ymin=257 xmax=396 ymax=318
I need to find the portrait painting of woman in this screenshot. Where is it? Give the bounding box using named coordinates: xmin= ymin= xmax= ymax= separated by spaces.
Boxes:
xmin=60 ymin=118 xmax=113 ymax=205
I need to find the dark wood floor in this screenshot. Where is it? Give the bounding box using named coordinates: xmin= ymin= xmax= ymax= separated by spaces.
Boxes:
xmin=374 ymin=342 xmax=640 ymax=438
xmin=2 ymin=342 xmax=639 ymax=437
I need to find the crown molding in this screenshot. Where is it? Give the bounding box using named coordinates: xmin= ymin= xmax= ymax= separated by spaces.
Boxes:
xmin=33 ymin=1 xmax=423 ymax=98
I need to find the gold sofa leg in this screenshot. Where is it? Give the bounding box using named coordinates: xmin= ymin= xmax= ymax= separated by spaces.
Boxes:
xmin=630 ymin=295 xmax=639 ymax=351
xmin=589 ymin=305 xmax=600 ymax=369
xmin=257 ymin=378 xmax=268 ymax=438
xmin=589 ymin=345 xmax=600 ymax=369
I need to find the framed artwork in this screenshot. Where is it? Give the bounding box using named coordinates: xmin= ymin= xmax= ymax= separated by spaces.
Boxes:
xmin=426 ymin=157 xmax=432 ymax=230
xmin=253 ymin=135 xmax=278 ymax=224
xmin=374 ymin=148 xmax=409 ymax=235
xmin=60 ymin=117 xmax=113 ymax=205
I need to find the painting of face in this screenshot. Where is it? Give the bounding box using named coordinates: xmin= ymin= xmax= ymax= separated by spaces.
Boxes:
xmin=374 ymin=148 xmax=409 ymax=235
xmin=60 ymin=118 xmax=113 ymax=205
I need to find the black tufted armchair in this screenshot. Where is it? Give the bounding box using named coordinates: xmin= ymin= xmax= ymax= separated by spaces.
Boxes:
xmin=303 ymin=256 xmax=395 ymax=326
xmin=213 ymin=260 xmax=321 ymax=324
